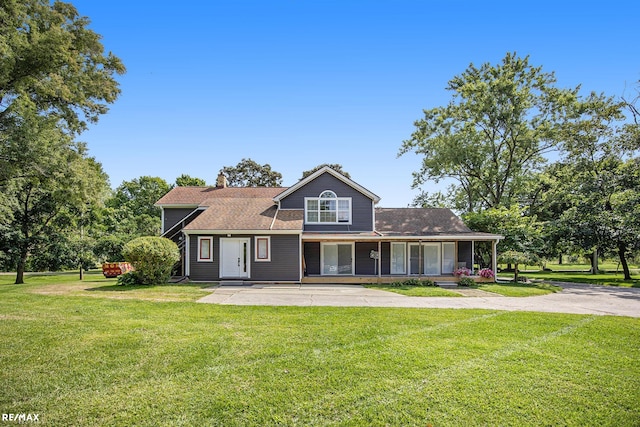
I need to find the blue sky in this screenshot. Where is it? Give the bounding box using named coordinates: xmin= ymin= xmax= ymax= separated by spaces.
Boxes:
xmin=74 ymin=0 xmax=640 ymax=207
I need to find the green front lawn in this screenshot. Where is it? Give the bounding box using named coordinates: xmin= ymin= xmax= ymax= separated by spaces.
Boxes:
xmin=366 ymin=281 xmax=561 ymax=297
xmin=497 ymin=270 xmax=640 ymax=287
xmin=1 ymin=274 xmax=639 ymax=426
xmin=478 ymin=282 xmax=562 ymax=297
xmin=364 ymin=283 xmax=462 ymax=297
xmin=0 ymin=271 xmax=214 ymax=302
xmin=496 ymin=261 xmax=640 ymax=287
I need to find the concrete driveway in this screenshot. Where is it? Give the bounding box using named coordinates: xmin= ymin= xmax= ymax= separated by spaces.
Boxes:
xmin=197 ymin=282 xmax=640 ymax=317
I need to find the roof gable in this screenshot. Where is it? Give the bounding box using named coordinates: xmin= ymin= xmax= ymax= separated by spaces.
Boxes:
xmin=273 ymin=166 xmax=380 ymax=203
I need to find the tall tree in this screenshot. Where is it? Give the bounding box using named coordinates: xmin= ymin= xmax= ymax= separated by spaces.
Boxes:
xmin=108 ymin=176 xmax=171 ymax=219
xmin=0 ymin=117 xmax=109 ymax=283
xmin=220 ymin=158 xmax=283 ymax=187
xmin=399 ymin=52 xmax=580 ymax=212
xmin=0 ymin=0 xmax=125 ymax=136
xmin=541 ymin=94 xmax=639 ymax=279
xmin=0 ymin=0 xmax=124 ymax=281
xmin=175 ymin=174 xmax=206 ymax=187
xmin=93 ymin=177 xmax=171 ymax=263
xmin=301 ymin=164 xmax=351 ymax=179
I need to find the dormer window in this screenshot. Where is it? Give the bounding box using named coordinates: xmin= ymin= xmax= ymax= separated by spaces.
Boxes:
xmin=305 ymin=191 xmax=351 ymax=224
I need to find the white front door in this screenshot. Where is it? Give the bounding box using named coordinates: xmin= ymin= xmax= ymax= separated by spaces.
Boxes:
xmin=221 ymin=238 xmax=250 ymax=278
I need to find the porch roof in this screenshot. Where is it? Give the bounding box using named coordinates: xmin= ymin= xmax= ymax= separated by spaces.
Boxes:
xmin=375 ymin=207 xmax=473 ymax=235
xmin=302 ymin=232 xmax=502 ymax=241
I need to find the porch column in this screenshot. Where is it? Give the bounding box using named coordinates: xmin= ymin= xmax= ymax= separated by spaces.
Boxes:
xmin=377 ymin=240 xmax=382 ymax=278
xmin=471 ymin=240 xmax=475 ymax=274
xmin=491 ymin=240 xmax=497 ymax=277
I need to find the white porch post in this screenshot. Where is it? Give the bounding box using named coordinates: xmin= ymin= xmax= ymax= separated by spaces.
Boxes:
xmin=492 ymin=240 xmax=498 ymax=277
xmin=471 ymin=240 xmax=475 ymax=274
xmin=378 ymin=240 xmax=382 ymax=278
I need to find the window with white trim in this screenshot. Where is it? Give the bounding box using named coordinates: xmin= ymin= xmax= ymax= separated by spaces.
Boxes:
xmin=305 ymin=191 xmax=351 ymax=224
xmin=255 ymin=236 xmax=271 ymax=262
xmin=197 ymin=236 xmax=213 ymax=262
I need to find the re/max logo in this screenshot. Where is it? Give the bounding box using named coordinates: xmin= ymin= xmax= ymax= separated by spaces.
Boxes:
xmin=2 ymin=413 xmax=40 ymax=422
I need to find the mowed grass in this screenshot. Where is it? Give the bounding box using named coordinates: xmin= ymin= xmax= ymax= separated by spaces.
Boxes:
xmin=524 ymin=271 xmax=640 ymax=287
xmin=0 ymin=271 xmax=213 ymax=302
xmin=497 ymin=261 xmax=640 ymax=287
xmin=478 ymin=282 xmax=562 ymax=297
xmin=364 ymin=283 xmax=462 ymax=297
xmin=1 ymin=274 xmax=639 ymax=426
xmin=366 ymin=281 xmax=560 ymax=297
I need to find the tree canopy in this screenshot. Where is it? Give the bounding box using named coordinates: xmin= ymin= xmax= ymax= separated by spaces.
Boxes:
xmin=0 ymin=0 xmax=125 ymax=135
xmin=220 ymin=158 xmax=283 ymax=187
xmin=0 ymin=0 xmax=124 ymax=283
xmin=301 ymin=164 xmax=350 ymax=179
xmin=399 ymin=52 xmax=580 ymax=212
xmin=175 ymin=174 xmax=206 ymax=187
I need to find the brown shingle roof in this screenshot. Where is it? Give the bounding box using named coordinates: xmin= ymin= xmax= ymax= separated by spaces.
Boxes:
xmin=271 ymin=209 xmax=305 ymax=230
xmin=155 ymin=186 xmax=287 ymax=206
xmin=184 ymin=198 xmax=303 ymax=231
xmin=375 ymin=208 xmax=472 ymax=236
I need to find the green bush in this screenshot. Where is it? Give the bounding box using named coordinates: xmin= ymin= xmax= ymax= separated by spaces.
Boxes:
xmin=389 ymin=278 xmax=437 ymax=287
xmin=116 ymin=271 xmax=139 ymax=286
xmin=122 ymin=237 xmax=179 ymax=285
xmin=403 ymin=278 xmax=423 ymax=287
xmin=457 ymin=277 xmax=476 ymax=287
xmin=417 ymin=279 xmax=436 ymax=287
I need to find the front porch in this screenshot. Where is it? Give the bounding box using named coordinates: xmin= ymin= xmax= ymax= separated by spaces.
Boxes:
xmin=301 ymin=238 xmax=499 ymax=283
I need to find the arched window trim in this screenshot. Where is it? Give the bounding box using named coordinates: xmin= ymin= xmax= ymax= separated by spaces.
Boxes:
xmin=319 ymin=190 xmax=337 ymax=198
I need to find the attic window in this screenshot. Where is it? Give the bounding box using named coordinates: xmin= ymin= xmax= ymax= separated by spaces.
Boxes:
xmin=305 ymin=191 xmax=351 ymax=224
xmin=320 ymin=190 xmax=337 ymax=198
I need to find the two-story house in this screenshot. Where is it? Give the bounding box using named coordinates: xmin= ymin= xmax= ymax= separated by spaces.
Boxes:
xmin=155 ymin=166 xmax=502 ymax=283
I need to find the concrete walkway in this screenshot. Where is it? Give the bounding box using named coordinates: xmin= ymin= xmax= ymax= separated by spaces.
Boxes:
xmin=196 ymin=282 xmax=640 ymax=317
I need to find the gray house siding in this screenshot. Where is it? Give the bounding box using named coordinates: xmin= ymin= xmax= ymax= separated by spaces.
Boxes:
xmin=188 ymin=234 xmax=300 ymax=281
xmin=164 ymin=208 xmax=201 ymax=233
xmin=380 ymin=242 xmax=391 ymax=275
xmin=279 ymin=172 xmax=374 ymax=232
xmin=251 ymin=235 xmax=300 ymax=281
xmin=188 ymin=235 xmax=219 ymax=281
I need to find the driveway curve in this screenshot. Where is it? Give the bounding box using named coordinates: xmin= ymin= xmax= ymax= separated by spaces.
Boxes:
xmin=197 ymin=282 xmax=640 ymax=317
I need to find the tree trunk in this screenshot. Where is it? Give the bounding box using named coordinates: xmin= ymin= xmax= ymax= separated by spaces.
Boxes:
xmin=15 ymin=249 xmax=28 ymax=284
xmin=558 ymin=254 xmax=563 ymax=265
xmin=514 ymin=263 xmax=519 ymax=283
xmin=591 ymin=248 xmax=599 ymax=275
xmin=618 ymin=243 xmax=632 ymax=281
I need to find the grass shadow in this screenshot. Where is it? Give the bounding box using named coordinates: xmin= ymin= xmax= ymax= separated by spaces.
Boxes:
xmin=85 ymin=283 xmax=214 ymax=293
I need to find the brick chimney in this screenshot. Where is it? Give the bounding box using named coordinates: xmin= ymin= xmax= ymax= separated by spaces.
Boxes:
xmin=216 ymin=173 xmax=228 ymax=188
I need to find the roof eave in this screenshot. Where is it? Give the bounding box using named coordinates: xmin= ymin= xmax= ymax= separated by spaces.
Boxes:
xmin=183 ymin=229 xmax=303 ymax=235
xmin=301 ymin=233 xmax=503 ymax=241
